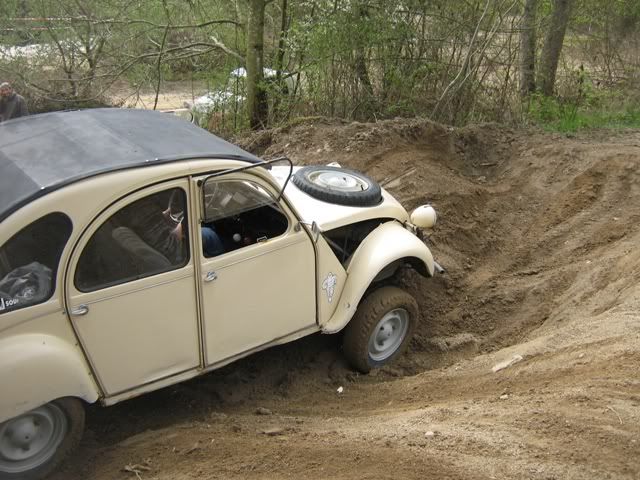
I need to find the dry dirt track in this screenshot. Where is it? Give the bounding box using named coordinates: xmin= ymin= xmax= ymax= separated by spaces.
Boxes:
xmin=52 ymin=120 xmax=640 ymax=480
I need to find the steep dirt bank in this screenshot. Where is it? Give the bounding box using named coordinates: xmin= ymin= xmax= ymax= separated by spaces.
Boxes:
xmin=52 ymin=120 xmax=640 ymax=480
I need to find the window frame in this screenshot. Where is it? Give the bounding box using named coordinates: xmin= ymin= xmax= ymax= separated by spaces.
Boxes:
xmin=202 ymin=177 xmax=288 ymax=222
xmin=73 ymin=186 xmax=192 ymax=294
xmin=198 ymin=156 xmax=293 ymax=217
xmin=200 ymin=174 xmax=292 ymax=260
xmin=0 ymin=212 xmax=73 ymax=315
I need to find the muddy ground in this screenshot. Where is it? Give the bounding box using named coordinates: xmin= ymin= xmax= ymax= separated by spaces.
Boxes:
xmin=51 ymin=119 xmax=640 ymax=480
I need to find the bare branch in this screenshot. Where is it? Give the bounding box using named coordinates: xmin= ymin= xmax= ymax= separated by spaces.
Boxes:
xmin=153 ymin=1 xmax=171 ymax=110
xmin=6 ymin=16 xmax=242 ymax=29
xmin=209 ymin=35 xmax=245 ymax=63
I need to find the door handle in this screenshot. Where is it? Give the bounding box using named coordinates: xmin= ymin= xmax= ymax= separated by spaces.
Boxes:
xmin=204 ymin=271 xmax=218 ymax=282
xmin=70 ymin=304 xmax=89 ymax=316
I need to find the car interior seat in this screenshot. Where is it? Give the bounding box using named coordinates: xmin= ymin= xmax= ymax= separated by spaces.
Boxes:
xmin=111 ymin=226 xmax=171 ymax=276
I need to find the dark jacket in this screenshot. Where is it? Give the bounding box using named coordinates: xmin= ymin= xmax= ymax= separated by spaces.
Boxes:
xmin=0 ymin=262 xmax=52 ymax=313
xmin=0 ymin=93 xmax=29 ymax=122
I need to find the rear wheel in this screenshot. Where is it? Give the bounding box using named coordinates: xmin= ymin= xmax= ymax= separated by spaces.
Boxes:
xmin=0 ymin=398 xmax=84 ymax=480
xmin=343 ymin=286 xmax=418 ymax=373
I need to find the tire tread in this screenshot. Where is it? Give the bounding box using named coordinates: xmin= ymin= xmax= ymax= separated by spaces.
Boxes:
xmin=292 ymin=166 xmax=382 ymax=207
xmin=343 ymin=286 xmax=418 ymax=373
xmin=0 ymin=397 xmax=85 ymax=480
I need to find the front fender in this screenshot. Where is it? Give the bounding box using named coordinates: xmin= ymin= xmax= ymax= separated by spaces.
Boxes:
xmin=0 ymin=334 xmax=99 ymax=423
xmin=320 ymin=221 xmax=434 ymax=334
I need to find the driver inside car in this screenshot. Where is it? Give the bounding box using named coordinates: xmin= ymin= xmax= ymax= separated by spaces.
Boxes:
xmin=161 ymin=191 xmax=224 ymax=259
xmin=124 ymin=191 xmax=224 ymax=264
xmin=200 ymin=225 xmax=224 ymax=257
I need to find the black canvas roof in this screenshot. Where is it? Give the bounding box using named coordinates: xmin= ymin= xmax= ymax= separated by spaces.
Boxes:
xmin=0 ymin=108 xmax=262 ymax=223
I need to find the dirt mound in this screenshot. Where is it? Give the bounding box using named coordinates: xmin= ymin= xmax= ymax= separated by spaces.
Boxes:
xmin=52 ymin=120 xmax=640 ymax=480
xmin=241 ymin=118 xmax=640 ymax=354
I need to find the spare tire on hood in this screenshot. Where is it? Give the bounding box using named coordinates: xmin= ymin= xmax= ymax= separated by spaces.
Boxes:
xmin=291 ymin=166 xmax=382 ymax=207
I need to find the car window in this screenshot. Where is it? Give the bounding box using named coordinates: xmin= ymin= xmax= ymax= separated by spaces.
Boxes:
xmin=75 ymin=188 xmax=190 ymax=292
xmin=201 ymin=178 xmax=288 ymax=258
xmin=0 ymin=213 xmax=72 ymax=314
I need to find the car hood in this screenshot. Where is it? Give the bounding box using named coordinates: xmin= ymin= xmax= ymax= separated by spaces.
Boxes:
xmin=270 ymin=166 xmax=409 ymax=231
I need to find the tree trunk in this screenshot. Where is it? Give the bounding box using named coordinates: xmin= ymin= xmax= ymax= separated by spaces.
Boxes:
xmin=353 ymin=2 xmax=375 ymax=118
xmin=246 ymin=0 xmax=268 ymax=129
xmin=275 ymin=0 xmax=288 ymax=78
xmin=519 ymin=0 xmax=538 ymax=96
xmin=274 ymin=0 xmax=289 ymax=121
xmin=537 ymin=0 xmax=573 ymax=96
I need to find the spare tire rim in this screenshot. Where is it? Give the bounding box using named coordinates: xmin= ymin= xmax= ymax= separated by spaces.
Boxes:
xmin=308 ymin=170 xmax=370 ymax=192
xmin=368 ymin=308 xmax=409 ymax=362
xmin=0 ymin=404 xmax=67 ymax=473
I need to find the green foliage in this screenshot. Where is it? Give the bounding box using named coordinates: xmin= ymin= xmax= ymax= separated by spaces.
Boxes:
xmin=525 ymin=91 xmax=640 ymax=132
xmin=1 ymin=0 xmax=639 ymax=132
xmin=526 ymin=61 xmax=640 ymax=132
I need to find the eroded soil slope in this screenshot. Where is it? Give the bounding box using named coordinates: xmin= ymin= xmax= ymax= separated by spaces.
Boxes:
xmin=52 ymin=120 xmax=640 ymax=480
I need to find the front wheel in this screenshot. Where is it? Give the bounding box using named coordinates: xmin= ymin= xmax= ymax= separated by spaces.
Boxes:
xmin=343 ymin=286 xmax=419 ymax=373
xmin=0 ymin=398 xmax=85 ymax=480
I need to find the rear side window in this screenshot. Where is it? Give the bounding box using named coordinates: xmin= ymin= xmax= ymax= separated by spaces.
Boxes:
xmin=0 ymin=213 xmax=72 ymax=314
xmin=75 ymin=188 xmax=190 ymax=292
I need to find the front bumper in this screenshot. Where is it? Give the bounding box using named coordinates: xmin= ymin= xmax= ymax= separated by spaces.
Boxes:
xmin=433 ymin=260 xmax=446 ymax=274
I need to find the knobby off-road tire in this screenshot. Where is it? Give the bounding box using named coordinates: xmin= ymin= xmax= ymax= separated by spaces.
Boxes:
xmin=343 ymin=286 xmax=419 ymax=373
xmin=291 ymin=166 xmax=382 ymax=207
xmin=0 ymin=398 xmax=85 ymax=480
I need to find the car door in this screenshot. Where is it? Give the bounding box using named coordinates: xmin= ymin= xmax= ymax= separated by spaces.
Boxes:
xmin=66 ymin=180 xmax=201 ymax=396
xmin=193 ymin=171 xmax=316 ymax=366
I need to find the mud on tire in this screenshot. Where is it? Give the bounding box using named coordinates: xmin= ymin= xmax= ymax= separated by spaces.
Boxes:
xmin=343 ymin=286 xmax=419 ymax=373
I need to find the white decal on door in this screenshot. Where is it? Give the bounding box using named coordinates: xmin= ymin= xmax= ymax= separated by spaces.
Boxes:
xmin=322 ymin=273 xmax=337 ymax=303
xmin=0 ymin=297 xmax=19 ymax=311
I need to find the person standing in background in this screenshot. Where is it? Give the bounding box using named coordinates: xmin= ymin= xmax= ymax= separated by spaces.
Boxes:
xmin=0 ymin=83 xmax=29 ymax=122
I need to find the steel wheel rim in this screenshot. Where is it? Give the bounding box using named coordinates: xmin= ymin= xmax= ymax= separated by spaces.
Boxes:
xmin=368 ymin=308 xmax=410 ymax=362
xmin=0 ymin=404 xmax=67 ymax=473
xmin=308 ymin=171 xmax=370 ymax=192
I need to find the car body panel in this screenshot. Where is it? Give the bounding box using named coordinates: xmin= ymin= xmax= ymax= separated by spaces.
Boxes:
xmin=195 ymin=172 xmax=317 ymax=365
xmin=102 ymin=323 xmax=320 ymax=406
xmin=65 ymin=178 xmax=201 ymax=395
xmin=320 ymin=221 xmax=434 ymax=334
xmin=0 ymin=329 xmax=99 ymax=424
xmin=270 ymin=166 xmax=409 ymax=231
xmin=314 ymin=236 xmax=348 ymax=325
xmin=200 ymin=234 xmax=317 ymax=364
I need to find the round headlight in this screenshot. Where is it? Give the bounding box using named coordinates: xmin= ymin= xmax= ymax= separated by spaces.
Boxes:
xmin=410 ymin=205 xmax=437 ymax=229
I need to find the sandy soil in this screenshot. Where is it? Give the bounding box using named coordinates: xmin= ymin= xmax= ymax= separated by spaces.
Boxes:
xmin=109 ymin=79 xmax=209 ymax=110
xmin=51 ymin=119 xmax=640 ymax=480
